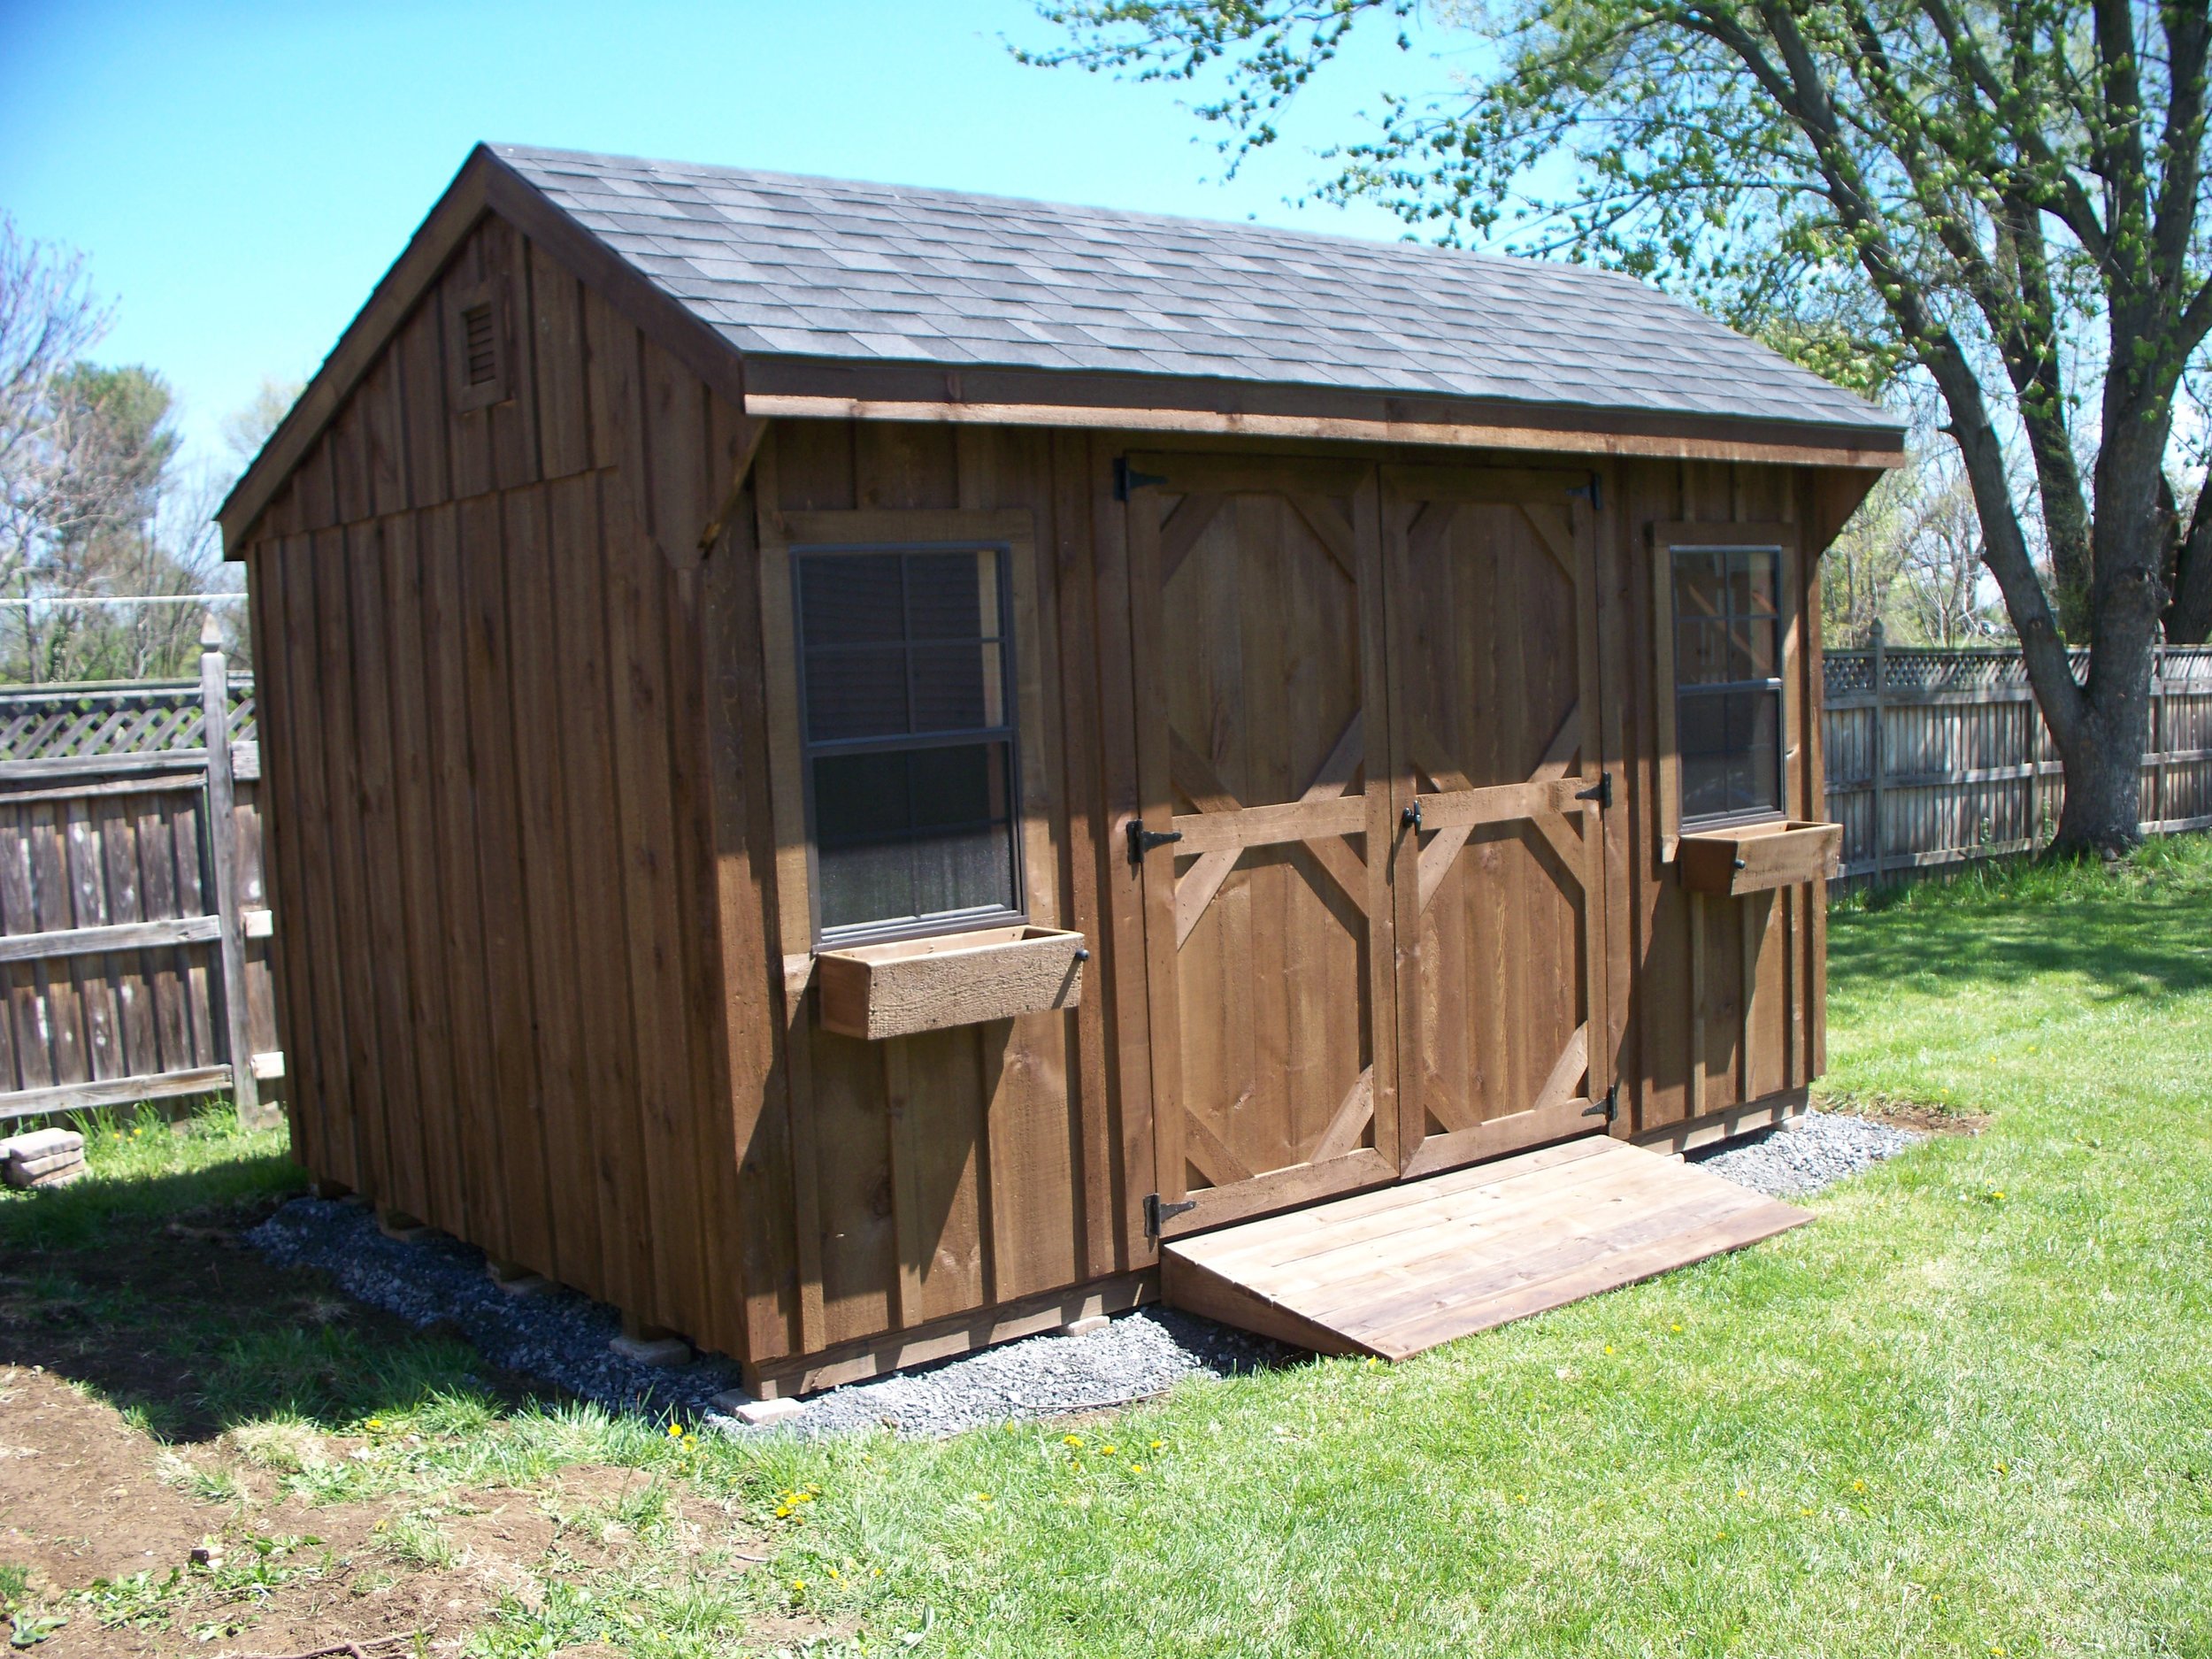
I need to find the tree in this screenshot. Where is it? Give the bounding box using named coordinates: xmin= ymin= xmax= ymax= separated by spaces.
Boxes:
xmin=1028 ymin=0 xmax=2212 ymax=853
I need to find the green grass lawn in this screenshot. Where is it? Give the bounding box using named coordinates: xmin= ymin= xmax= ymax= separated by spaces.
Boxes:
xmin=7 ymin=841 xmax=2212 ymax=1656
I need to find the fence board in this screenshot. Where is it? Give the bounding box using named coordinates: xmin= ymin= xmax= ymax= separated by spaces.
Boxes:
xmin=0 ymin=658 xmax=281 ymax=1125
xmin=1824 ymin=629 xmax=2212 ymax=887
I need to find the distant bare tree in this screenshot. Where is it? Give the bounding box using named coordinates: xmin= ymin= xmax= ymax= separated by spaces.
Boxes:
xmin=221 ymin=375 xmax=302 ymax=473
xmin=0 ymin=216 xmax=113 ymax=676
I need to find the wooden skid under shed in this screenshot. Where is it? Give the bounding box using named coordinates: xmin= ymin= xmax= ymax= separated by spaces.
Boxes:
xmin=1161 ymin=1135 xmax=1809 ymax=1359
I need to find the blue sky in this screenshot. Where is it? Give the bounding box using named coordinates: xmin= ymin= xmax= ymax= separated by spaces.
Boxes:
xmin=0 ymin=0 xmax=1437 ymax=470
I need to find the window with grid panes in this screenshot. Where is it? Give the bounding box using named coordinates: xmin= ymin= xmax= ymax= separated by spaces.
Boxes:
xmin=795 ymin=545 xmax=1022 ymax=944
xmin=1672 ymin=546 xmax=1784 ymax=823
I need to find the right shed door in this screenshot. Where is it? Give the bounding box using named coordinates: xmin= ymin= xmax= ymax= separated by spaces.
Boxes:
xmin=1379 ymin=465 xmax=1613 ymax=1178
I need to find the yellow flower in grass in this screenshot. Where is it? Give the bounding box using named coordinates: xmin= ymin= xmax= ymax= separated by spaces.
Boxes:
xmin=1100 ymin=1445 xmax=1117 ymax=1456
xmin=1064 ymin=1434 xmax=1083 ymax=1448
xmin=1149 ymin=1440 xmax=1163 ymax=1451
xmin=667 ymin=1423 xmax=683 ymax=1440
xmin=1129 ymin=1464 xmax=1145 ymax=1475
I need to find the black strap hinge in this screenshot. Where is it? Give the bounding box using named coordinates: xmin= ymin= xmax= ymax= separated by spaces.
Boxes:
xmin=1583 ymin=1084 xmax=1618 ymax=1124
xmin=1576 ymin=771 xmax=1613 ymax=810
xmin=1144 ymin=1193 xmax=1198 ymax=1237
xmin=1114 ymin=458 xmax=1171 ymax=501
xmin=1126 ymin=818 xmax=1183 ymax=868
xmin=1569 ymin=472 xmax=1603 ymax=513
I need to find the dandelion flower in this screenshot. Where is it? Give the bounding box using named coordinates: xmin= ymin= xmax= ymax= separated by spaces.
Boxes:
xmin=1603 ymin=1345 xmax=1614 ymax=1356
xmin=1064 ymin=1434 xmax=1083 ymax=1448
xmin=1101 ymin=1445 xmax=1117 ymax=1456
xmin=1670 ymin=1322 xmax=1683 ymax=1333
xmin=1735 ymin=1488 xmax=1747 ymax=1499
xmin=667 ymin=1423 xmax=684 ymax=1440
xmin=791 ymin=1579 xmax=805 ymax=1595
xmin=1150 ymin=1440 xmax=1163 ymax=1450
xmin=1130 ymin=1464 xmax=1145 ymax=1474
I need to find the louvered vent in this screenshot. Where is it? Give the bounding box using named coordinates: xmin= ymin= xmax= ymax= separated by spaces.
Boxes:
xmin=461 ymin=303 xmax=499 ymax=387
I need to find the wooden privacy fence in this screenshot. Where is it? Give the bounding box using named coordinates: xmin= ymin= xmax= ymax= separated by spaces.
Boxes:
xmin=1824 ymin=624 xmax=2212 ymax=887
xmin=0 ymin=638 xmax=281 ymax=1126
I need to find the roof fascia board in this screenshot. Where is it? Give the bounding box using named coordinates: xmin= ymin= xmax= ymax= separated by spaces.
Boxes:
xmin=740 ymin=357 xmax=1904 ymax=469
xmin=219 ymin=145 xmax=751 ymax=551
xmin=745 ymin=391 xmax=1906 ymax=470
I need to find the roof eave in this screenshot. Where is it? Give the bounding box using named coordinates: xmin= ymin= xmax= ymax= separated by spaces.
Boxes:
xmin=738 ymin=354 xmax=1906 ymax=470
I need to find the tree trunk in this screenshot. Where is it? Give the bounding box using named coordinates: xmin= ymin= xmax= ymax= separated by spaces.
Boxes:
xmin=2050 ymin=709 xmax=2149 ymax=855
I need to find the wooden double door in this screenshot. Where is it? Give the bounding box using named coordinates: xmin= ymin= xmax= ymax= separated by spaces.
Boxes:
xmin=1126 ymin=453 xmax=1611 ymax=1238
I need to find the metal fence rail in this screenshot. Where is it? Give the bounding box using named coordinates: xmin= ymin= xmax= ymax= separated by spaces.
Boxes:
xmin=1824 ymin=625 xmax=2212 ymax=887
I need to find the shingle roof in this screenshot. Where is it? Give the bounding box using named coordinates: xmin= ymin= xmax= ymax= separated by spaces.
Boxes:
xmin=495 ymin=145 xmax=1899 ymax=438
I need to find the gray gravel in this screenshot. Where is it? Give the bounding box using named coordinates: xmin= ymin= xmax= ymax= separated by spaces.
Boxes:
xmin=248 ymin=1110 xmax=1910 ymax=1440
xmin=1689 ymin=1108 xmax=1920 ymax=1198
xmin=246 ymin=1196 xmax=1288 ymax=1439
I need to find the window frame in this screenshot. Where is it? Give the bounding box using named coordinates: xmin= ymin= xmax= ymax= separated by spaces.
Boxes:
xmin=1650 ymin=523 xmax=1802 ymax=859
xmin=791 ymin=539 xmax=1026 ymax=948
xmin=755 ymin=504 xmax=1056 ymax=959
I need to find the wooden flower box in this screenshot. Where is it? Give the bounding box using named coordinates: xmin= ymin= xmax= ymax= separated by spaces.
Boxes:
xmin=815 ymin=926 xmax=1088 ymax=1040
xmin=1677 ymin=820 xmax=1843 ymax=895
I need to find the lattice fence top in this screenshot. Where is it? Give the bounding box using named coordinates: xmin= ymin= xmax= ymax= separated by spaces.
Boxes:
xmin=0 ymin=677 xmax=257 ymax=761
xmin=1826 ymin=645 xmax=2212 ymax=696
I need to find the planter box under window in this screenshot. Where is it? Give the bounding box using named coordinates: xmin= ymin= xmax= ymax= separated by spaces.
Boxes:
xmin=1677 ymin=820 xmax=1842 ymax=895
xmin=816 ymin=926 xmax=1087 ymax=1040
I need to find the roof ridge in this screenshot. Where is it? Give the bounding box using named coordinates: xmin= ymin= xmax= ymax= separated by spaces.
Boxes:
xmin=488 ymin=142 xmax=1656 ymax=293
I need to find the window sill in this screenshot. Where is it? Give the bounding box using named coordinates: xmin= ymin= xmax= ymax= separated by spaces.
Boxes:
xmin=1677 ymin=820 xmax=1842 ymax=895
xmin=815 ymin=924 xmax=1087 ymax=1040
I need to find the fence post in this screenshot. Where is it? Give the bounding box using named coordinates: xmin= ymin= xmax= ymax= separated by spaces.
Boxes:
xmin=1868 ymin=618 xmax=1887 ymax=879
xmin=2151 ymin=641 xmax=2167 ymax=831
xmin=201 ymin=617 xmax=266 ymax=1130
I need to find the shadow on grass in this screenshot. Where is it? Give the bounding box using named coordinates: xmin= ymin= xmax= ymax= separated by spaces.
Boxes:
xmin=0 ymin=1142 xmax=541 ymax=1444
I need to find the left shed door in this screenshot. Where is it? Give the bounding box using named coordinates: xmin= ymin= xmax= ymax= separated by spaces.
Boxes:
xmin=1124 ymin=454 xmax=1403 ymax=1239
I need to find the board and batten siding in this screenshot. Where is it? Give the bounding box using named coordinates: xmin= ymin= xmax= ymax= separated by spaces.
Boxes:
xmin=240 ymin=215 xmax=759 ymax=1359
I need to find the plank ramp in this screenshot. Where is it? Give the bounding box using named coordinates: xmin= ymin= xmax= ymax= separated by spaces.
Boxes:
xmin=1161 ymin=1135 xmax=1810 ymax=1359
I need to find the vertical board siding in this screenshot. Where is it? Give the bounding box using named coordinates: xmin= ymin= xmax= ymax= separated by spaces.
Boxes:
xmin=243 ymin=217 xmax=746 ymax=1357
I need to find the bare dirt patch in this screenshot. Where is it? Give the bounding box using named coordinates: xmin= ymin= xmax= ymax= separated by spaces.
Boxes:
xmin=1824 ymin=1094 xmax=1993 ymax=1135
xmin=0 ymin=1369 xmax=761 ymax=1657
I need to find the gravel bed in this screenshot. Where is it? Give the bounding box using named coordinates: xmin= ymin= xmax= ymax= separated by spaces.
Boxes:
xmin=1689 ymin=1108 xmax=1920 ymax=1198
xmin=249 ymin=1110 xmax=1909 ymax=1440
xmin=247 ymin=1196 xmax=1289 ymax=1439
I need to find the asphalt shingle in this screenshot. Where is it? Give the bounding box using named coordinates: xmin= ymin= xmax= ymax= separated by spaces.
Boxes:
xmin=495 ymin=144 xmax=1900 ymax=436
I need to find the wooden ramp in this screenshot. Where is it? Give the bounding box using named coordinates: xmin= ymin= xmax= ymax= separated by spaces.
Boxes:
xmin=1161 ymin=1136 xmax=1810 ymax=1359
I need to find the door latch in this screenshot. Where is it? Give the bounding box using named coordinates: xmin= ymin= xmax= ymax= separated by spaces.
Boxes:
xmin=1402 ymin=798 xmax=1424 ymax=831
xmin=1144 ymin=1193 xmax=1199 ymax=1237
xmin=1126 ymin=818 xmax=1184 ymax=869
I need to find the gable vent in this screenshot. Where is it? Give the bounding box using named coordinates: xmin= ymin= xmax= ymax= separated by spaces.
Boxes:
xmin=461 ymin=303 xmax=499 ymax=387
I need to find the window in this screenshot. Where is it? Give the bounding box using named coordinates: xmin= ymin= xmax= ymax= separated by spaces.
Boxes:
xmin=1672 ymin=545 xmax=1783 ymax=823
xmin=795 ymin=544 xmax=1022 ymax=943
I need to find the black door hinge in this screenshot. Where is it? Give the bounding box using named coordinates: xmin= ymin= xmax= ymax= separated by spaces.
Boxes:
xmin=1114 ymin=458 xmax=1171 ymax=501
xmin=1576 ymin=771 xmax=1613 ymax=810
xmin=1582 ymin=1084 xmax=1618 ymax=1124
xmin=1126 ymin=818 xmax=1184 ymax=868
xmin=1144 ymin=1193 xmax=1199 ymax=1237
xmin=1569 ymin=472 xmax=1603 ymax=513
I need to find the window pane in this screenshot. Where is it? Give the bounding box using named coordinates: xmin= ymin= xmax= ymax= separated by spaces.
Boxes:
xmin=910 ymin=824 xmax=1018 ymax=920
xmin=817 ymin=840 xmax=916 ymax=934
xmin=1731 ymin=549 xmax=1778 ymax=617
xmin=1674 ymin=550 xmax=1725 ymax=618
xmin=1729 ymin=618 xmax=1777 ymax=681
xmin=909 ymin=741 xmax=1007 ymax=830
xmin=910 ymin=642 xmax=1002 ymax=733
xmin=811 ymin=751 xmax=910 ymax=847
xmin=805 ymin=646 xmax=909 ymax=742
xmin=1740 ymin=690 xmax=1781 ymax=811
xmin=800 ymin=553 xmax=904 ymax=647
xmin=905 ymin=550 xmax=995 ymax=641
xmin=1679 ymin=689 xmax=1729 ymax=761
xmin=1678 ymin=618 xmax=1730 ymax=686
xmin=1682 ymin=753 xmax=1732 ymax=819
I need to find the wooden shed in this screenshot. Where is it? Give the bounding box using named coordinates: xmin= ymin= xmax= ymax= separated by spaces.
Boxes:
xmin=219 ymin=145 xmax=1902 ymax=1399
